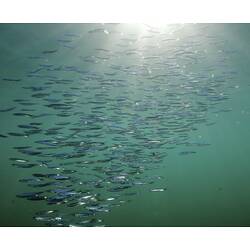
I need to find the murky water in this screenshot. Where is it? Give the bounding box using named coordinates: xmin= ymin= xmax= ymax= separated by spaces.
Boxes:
xmin=1 ymin=24 xmax=250 ymax=226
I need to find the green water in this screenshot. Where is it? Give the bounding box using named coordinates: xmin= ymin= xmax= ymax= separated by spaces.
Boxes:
xmin=0 ymin=24 xmax=250 ymax=226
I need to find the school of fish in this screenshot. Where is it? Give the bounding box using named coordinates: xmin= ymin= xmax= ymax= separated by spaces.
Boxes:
xmin=0 ymin=24 xmax=238 ymax=226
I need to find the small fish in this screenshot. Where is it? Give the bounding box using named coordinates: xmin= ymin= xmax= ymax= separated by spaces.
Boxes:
xmin=13 ymin=112 xmax=33 ymax=117
xmin=2 ymin=78 xmax=21 ymax=82
xmin=75 ymin=211 xmax=95 ymax=217
xmin=9 ymin=158 xmax=28 ymax=163
xmin=8 ymin=132 xmax=27 ymax=137
xmin=0 ymin=107 xmax=16 ymax=112
xmin=42 ymin=49 xmax=57 ymax=54
xmin=13 ymin=163 xmax=37 ymax=168
xmin=48 ymin=174 xmax=70 ymax=181
xmin=28 ymin=182 xmax=54 ymax=188
xmin=47 ymin=196 xmax=65 ymax=204
xmin=32 ymin=173 xmax=47 ymax=178
xmin=19 ymin=177 xmax=38 ymax=183
xmin=88 ymin=28 xmax=105 ymax=34
xmin=108 ymin=185 xmax=131 ymax=192
xmin=179 ymin=151 xmax=196 ymax=155
xmin=16 ymin=191 xmax=44 ymax=198
xmin=19 ymin=149 xmax=41 ymax=156
xmin=61 ymin=169 xmax=76 ymax=174
xmin=27 ymin=195 xmax=47 ymax=201
xmin=151 ymin=188 xmax=166 ymax=192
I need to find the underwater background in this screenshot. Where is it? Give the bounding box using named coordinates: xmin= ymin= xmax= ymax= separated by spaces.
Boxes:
xmin=0 ymin=23 xmax=250 ymax=226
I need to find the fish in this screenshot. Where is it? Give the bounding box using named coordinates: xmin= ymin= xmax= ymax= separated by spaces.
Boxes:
xmin=13 ymin=163 xmax=37 ymax=168
xmin=88 ymin=28 xmax=105 ymax=34
xmin=47 ymin=197 xmax=65 ymax=204
xmin=108 ymin=185 xmax=131 ymax=192
xmin=2 ymin=78 xmax=21 ymax=82
xmin=13 ymin=112 xmax=33 ymax=117
xmin=151 ymin=188 xmax=166 ymax=192
xmin=42 ymin=49 xmax=57 ymax=54
xmin=27 ymin=195 xmax=47 ymax=201
xmin=16 ymin=191 xmax=44 ymax=199
xmin=0 ymin=107 xmax=16 ymax=112
xmin=48 ymin=174 xmax=70 ymax=181
xmin=179 ymin=151 xmax=196 ymax=155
